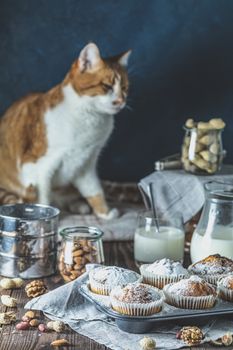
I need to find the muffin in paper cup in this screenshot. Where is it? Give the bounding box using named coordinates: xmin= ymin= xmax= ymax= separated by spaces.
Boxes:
xmin=188 ymin=254 xmax=233 ymax=285
xmin=89 ymin=266 xmax=142 ymax=296
xmin=140 ymin=259 xmax=189 ymax=289
xmin=110 ymin=283 xmax=164 ymax=316
xmin=217 ymin=275 xmax=233 ymax=302
xmin=163 ymin=276 xmax=217 ymax=310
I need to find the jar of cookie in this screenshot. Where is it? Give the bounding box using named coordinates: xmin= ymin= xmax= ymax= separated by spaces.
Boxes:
xmin=58 ymin=226 xmax=104 ymax=282
xmin=181 ymin=118 xmax=225 ymax=174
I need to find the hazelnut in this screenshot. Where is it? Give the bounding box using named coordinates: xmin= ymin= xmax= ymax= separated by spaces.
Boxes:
xmin=139 ymin=336 xmax=156 ymax=350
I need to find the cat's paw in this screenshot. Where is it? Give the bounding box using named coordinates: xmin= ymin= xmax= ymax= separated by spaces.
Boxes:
xmin=96 ymin=208 xmax=119 ymax=220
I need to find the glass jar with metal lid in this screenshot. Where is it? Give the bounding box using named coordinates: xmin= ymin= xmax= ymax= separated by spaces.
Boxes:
xmin=58 ymin=226 xmax=104 ymax=282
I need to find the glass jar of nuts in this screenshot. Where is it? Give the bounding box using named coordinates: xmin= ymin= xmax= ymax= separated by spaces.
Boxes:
xmin=58 ymin=226 xmax=104 ymax=282
xmin=181 ymin=118 xmax=225 ymax=175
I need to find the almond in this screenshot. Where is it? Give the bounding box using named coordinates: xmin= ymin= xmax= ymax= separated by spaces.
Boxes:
xmin=51 ymin=339 xmax=70 ymax=347
xmin=72 ymin=249 xmax=83 ymax=257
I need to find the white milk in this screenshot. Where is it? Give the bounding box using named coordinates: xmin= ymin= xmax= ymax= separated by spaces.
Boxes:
xmin=191 ymin=225 xmax=233 ymax=263
xmin=134 ymin=226 xmax=185 ymax=263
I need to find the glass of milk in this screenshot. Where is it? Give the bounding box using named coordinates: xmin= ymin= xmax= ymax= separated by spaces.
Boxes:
xmin=134 ymin=211 xmax=185 ymax=265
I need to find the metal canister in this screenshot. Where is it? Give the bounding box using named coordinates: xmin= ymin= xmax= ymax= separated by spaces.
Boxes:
xmin=0 ymin=203 xmax=60 ymax=278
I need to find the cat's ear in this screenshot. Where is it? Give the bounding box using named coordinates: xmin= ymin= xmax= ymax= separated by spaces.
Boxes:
xmin=118 ymin=50 xmax=132 ymax=67
xmin=78 ymin=43 xmax=103 ymax=73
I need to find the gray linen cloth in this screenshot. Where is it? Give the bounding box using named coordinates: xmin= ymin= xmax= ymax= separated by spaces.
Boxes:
xmin=25 ymin=267 xmax=233 ymax=350
xmin=59 ymin=210 xmax=138 ymax=241
xmin=139 ymin=165 xmax=233 ymax=223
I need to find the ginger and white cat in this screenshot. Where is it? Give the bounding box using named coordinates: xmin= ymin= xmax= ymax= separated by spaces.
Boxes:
xmin=0 ymin=43 xmax=131 ymax=219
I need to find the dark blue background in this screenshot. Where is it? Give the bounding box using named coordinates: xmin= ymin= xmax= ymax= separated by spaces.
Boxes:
xmin=0 ymin=0 xmax=233 ymax=181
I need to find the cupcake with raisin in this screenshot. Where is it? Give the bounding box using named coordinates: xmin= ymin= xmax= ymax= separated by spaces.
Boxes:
xmin=89 ymin=266 xmax=142 ymax=296
xmin=217 ymin=275 xmax=233 ymax=302
xmin=188 ymin=254 xmax=233 ymax=284
xmin=140 ymin=258 xmax=189 ymax=289
xmin=163 ymin=275 xmax=217 ymax=309
xmin=110 ymin=282 xmax=164 ymax=316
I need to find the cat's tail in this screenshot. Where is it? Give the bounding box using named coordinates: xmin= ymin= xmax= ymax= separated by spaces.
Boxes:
xmin=0 ymin=187 xmax=23 ymax=204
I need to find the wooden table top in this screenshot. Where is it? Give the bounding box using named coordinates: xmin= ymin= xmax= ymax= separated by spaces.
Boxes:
xmin=0 ymin=241 xmax=224 ymax=350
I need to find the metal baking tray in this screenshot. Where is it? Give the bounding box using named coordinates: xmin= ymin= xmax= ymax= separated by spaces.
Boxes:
xmin=80 ymin=283 xmax=233 ymax=333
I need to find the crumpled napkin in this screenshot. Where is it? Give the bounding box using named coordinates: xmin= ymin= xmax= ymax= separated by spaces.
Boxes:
xmin=59 ymin=210 xmax=138 ymax=241
xmin=25 ymin=269 xmax=233 ymax=350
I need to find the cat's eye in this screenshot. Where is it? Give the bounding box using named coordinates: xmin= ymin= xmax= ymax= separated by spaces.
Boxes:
xmin=102 ymin=83 xmax=113 ymax=91
xmin=122 ymin=85 xmax=128 ymax=92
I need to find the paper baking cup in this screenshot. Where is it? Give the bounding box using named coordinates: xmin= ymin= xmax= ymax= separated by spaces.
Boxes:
xmin=189 ymin=272 xmax=227 ymax=285
xmin=110 ymin=287 xmax=164 ymax=316
xmin=89 ymin=270 xmax=142 ymax=296
xmin=163 ymin=285 xmax=217 ymax=309
xmin=217 ymin=283 xmax=233 ymax=302
xmin=89 ymin=279 xmax=110 ymax=296
xmin=140 ymin=265 xmax=188 ymax=289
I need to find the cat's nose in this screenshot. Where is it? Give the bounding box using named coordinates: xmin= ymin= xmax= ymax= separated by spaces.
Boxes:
xmin=112 ymin=98 xmax=124 ymax=106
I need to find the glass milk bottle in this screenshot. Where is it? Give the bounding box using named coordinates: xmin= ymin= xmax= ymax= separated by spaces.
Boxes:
xmin=190 ymin=189 xmax=233 ymax=263
xmin=134 ymin=211 xmax=185 ymax=265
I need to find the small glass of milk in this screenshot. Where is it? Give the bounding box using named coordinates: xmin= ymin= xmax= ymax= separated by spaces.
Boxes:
xmin=134 ymin=211 xmax=185 ymax=266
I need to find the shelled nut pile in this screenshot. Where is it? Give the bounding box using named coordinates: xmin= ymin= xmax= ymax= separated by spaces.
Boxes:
xmin=181 ymin=118 xmax=225 ymax=174
xmin=58 ymin=239 xmax=98 ymax=282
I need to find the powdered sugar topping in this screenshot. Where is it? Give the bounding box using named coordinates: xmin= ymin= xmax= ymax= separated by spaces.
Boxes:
xmin=111 ymin=283 xmax=161 ymax=303
xmin=145 ymin=258 xmax=188 ymax=276
xmin=90 ymin=266 xmax=140 ymax=288
xmin=165 ymin=275 xmax=216 ymax=296
xmin=189 ymin=255 xmax=233 ymax=275
xmin=218 ymin=275 xmax=233 ymax=289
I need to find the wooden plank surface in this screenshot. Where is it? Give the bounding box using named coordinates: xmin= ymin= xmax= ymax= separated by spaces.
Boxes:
xmin=0 ymin=242 xmax=224 ymax=349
